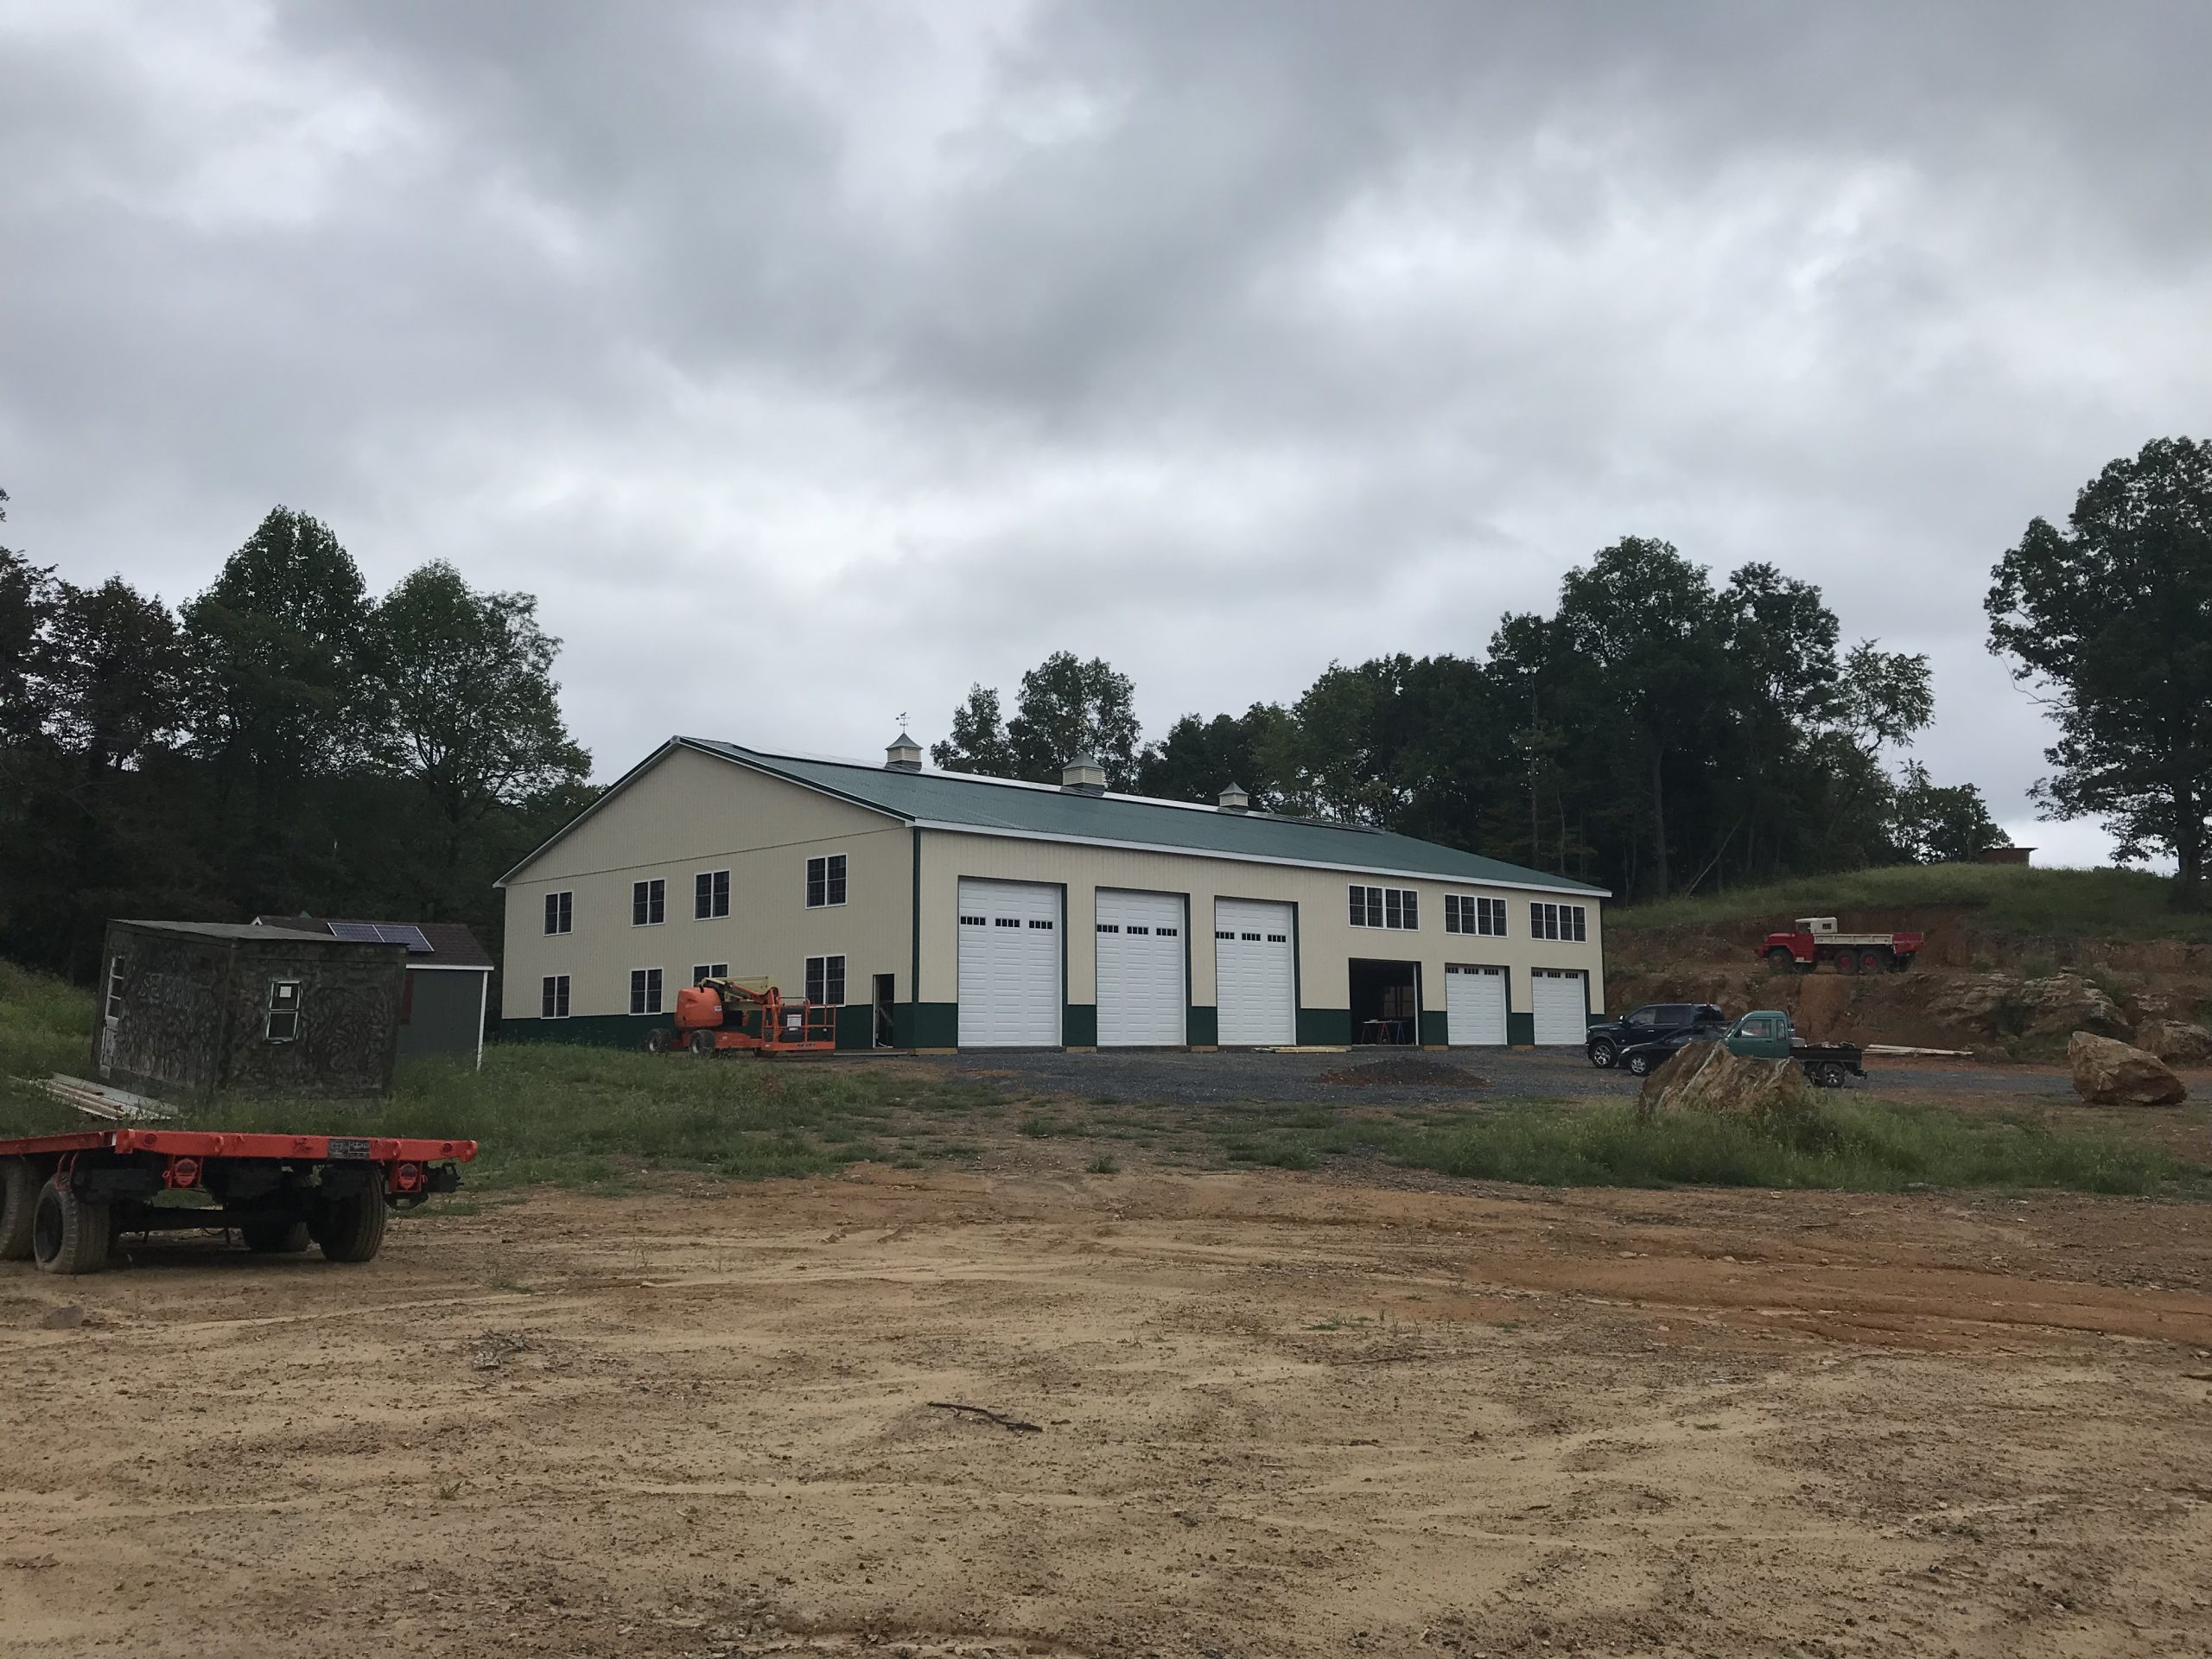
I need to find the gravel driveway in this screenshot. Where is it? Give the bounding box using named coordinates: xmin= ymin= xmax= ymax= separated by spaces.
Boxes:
xmin=923 ymin=1045 xmax=2081 ymax=1103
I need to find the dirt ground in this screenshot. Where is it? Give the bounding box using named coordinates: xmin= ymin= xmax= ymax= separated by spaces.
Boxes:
xmin=6 ymin=1147 xmax=2212 ymax=1659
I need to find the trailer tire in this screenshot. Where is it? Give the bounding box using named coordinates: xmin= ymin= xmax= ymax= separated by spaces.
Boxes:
xmin=1 ymin=1158 xmax=38 ymax=1261
xmin=242 ymin=1217 xmax=312 ymax=1255
xmin=314 ymin=1191 xmax=387 ymax=1263
xmin=32 ymin=1179 xmax=111 ymax=1276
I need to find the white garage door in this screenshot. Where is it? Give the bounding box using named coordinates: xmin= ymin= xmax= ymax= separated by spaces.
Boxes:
xmin=1215 ymin=898 xmax=1295 ymax=1046
xmin=1096 ymin=889 xmax=1186 ymax=1046
xmin=1531 ymin=968 xmax=1588 ymax=1046
xmin=1445 ymin=964 xmax=1508 ymax=1046
xmin=957 ymin=878 xmax=1063 ymax=1047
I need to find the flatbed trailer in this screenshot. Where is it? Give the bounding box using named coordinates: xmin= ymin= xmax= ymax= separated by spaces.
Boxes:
xmin=0 ymin=1128 xmax=478 ymax=1275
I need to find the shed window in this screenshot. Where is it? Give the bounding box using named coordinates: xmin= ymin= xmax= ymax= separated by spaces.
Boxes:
xmin=630 ymin=968 xmax=664 ymax=1015
xmin=632 ymin=879 xmax=665 ymax=926
xmin=806 ymin=854 xmax=847 ymax=908
xmin=105 ymin=957 xmax=125 ymax=1023
xmin=264 ymin=980 xmax=302 ymax=1044
xmin=543 ymin=891 xmax=572 ymax=935
xmin=541 ymin=975 xmax=570 ymax=1019
xmin=695 ymin=869 xmax=729 ymax=919
xmin=805 ymin=954 xmax=846 ymax=1006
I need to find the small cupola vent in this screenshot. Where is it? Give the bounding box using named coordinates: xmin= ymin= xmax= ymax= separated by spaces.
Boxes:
xmin=1217 ymin=782 xmax=1251 ymax=812
xmin=885 ymin=732 xmax=923 ymax=772
xmin=1059 ymin=756 xmax=1108 ymax=796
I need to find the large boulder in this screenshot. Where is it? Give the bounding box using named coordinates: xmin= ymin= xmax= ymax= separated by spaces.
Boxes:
xmin=1637 ymin=1039 xmax=1819 ymax=1125
xmin=2133 ymin=1019 xmax=2212 ymax=1067
xmin=1926 ymin=972 xmax=2126 ymax=1039
xmin=2067 ymin=1032 xmax=2188 ymax=1106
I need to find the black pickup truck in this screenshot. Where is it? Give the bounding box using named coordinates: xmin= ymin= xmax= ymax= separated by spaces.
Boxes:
xmin=1585 ymin=1002 xmax=1726 ymax=1070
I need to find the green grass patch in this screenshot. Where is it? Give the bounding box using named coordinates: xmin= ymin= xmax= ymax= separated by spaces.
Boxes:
xmin=0 ymin=962 xmax=97 ymax=1109
xmin=1610 ymin=863 xmax=2209 ymax=944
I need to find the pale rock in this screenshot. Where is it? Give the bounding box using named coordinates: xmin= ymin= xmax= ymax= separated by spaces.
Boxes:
xmin=2067 ymin=1031 xmax=2188 ymax=1106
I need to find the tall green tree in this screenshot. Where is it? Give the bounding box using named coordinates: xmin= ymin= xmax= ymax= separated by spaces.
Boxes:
xmin=931 ymin=684 xmax=1019 ymax=778
xmin=365 ymin=562 xmax=591 ymax=912
xmin=1137 ymin=703 xmax=1293 ymax=809
xmin=0 ymin=488 xmax=58 ymax=746
xmin=932 ymin=652 xmax=1142 ymax=789
xmin=1987 ymin=435 xmax=2212 ymax=908
xmin=1887 ymin=761 xmax=2004 ymax=864
xmin=46 ymin=577 xmax=188 ymax=777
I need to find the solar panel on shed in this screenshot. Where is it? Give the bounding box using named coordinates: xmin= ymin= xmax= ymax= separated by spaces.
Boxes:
xmin=328 ymin=921 xmax=434 ymax=953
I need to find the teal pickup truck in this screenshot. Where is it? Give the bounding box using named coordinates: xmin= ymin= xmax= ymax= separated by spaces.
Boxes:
xmin=1725 ymin=1010 xmax=1865 ymax=1090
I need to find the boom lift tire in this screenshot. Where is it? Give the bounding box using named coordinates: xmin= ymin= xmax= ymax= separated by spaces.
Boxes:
xmin=242 ymin=1217 xmax=313 ymax=1254
xmin=689 ymin=1029 xmax=717 ymax=1057
xmin=644 ymin=1027 xmax=673 ymax=1055
xmin=32 ymin=1178 xmax=112 ymax=1276
xmin=1 ymin=1158 xmax=38 ymax=1261
xmin=313 ymin=1191 xmax=387 ymax=1263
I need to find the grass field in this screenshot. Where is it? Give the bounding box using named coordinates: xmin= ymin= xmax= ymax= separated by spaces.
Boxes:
xmin=3 ymin=961 xmax=2203 ymax=1198
xmin=1610 ymin=861 xmax=2208 ymax=942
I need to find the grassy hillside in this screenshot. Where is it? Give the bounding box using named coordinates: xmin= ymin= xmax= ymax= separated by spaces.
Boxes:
xmin=1610 ymin=863 xmax=2208 ymax=944
xmin=0 ymin=961 xmax=95 ymax=1101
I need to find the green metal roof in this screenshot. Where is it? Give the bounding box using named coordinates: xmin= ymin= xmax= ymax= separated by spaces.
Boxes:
xmin=681 ymin=738 xmax=1607 ymax=897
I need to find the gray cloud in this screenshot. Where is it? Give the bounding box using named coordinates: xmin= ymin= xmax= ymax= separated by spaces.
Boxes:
xmin=4 ymin=0 xmax=2208 ymax=863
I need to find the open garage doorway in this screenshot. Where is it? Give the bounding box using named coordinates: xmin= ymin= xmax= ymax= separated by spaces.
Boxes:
xmin=1348 ymin=958 xmax=1419 ymax=1045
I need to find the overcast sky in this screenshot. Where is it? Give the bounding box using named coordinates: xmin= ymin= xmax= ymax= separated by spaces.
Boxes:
xmin=6 ymin=2 xmax=2207 ymax=865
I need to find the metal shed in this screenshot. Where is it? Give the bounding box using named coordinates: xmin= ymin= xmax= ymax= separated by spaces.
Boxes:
xmin=93 ymin=920 xmax=409 ymax=1103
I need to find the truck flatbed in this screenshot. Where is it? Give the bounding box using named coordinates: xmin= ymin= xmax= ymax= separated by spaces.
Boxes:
xmin=2 ymin=1127 xmax=478 ymax=1275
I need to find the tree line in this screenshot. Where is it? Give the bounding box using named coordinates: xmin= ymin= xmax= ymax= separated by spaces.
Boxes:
xmin=0 ymin=500 xmax=594 ymax=981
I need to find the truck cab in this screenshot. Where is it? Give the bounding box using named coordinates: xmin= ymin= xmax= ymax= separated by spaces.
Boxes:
xmin=1726 ymin=1010 xmax=1794 ymax=1058
xmin=1722 ymin=1009 xmax=1866 ymax=1088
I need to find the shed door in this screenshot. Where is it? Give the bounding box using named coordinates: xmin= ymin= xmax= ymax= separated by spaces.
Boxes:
xmin=1096 ymin=889 xmax=1186 ymax=1046
xmin=1445 ymin=964 xmax=1508 ymax=1046
xmin=1531 ymin=968 xmax=1588 ymax=1046
xmin=957 ymin=878 xmax=1063 ymax=1047
xmin=1214 ymin=898 xmax=1295 ymax=1046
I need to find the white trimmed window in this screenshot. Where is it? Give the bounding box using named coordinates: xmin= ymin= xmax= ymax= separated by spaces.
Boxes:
xmin=632 ymin=879 xmax=664 ymax=926
xmin=1530 ymin=902 xmax=1588 ymax=943
xmin=806 ymin=854 xmax=847 ymax=908
xmin=541 ymin=975 xmax=570 ymax=1019
xmin=1445 ymin=894 xmax=1508 ymax=937
xmin=692 ymin=963 xmax=728 ymax=985
xmin=629 ymin=968 xmax=664 ymax=1014
xmin=543 ymin=891 xmax=572 ymax=935
xmin=695 ymin=870 xmax=729 ymax=919
xmin=1349 ymin=884 xmax=1419 ymax=930
xmin=805 ymin=954 xmax=846 ymax=1006
xmin=264 ymin=979 xmax=302 ymax=1043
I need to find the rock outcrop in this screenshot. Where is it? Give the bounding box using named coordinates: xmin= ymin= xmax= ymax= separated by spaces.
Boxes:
xmin=2067 ymin=1032 xmax=2188 ymax=1106
xmin=2132 ymin=1019 xmax=2212 ymax=1066
xmin=1925 ymin=972 xmax=2126 ymax=1039
xmin=1637 ymin=1039 xmax=1818 ymax=1125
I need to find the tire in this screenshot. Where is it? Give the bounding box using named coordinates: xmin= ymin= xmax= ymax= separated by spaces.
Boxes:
xmin=645 ymin=1027 xmax=672 ymax=1055
xmin=689 ymin=1028 xmax=717 ymax=1057
xmin=1765 ymin=947 xmax=1796 ymax=971
xmin=1835 ymin=950 xmax=1859 ymax=976
xmin=1 ymin=1159 xmax=38 ymax=1262
xmin=241 ymin=1217 xmax=312 ymax=1254
xmin=1813 ymin=1062 xmax=1847 ymax=1090
xmin=313 ymin=1191 xmax=388 ymax=1263
xmin=1859 ymin=950 xmax=1885 ymax=975
xmin=32 ymin=1179 xmax=111 ymax=1276
xmin=1587 ymin=1039 xmax=1617 ymax=1069
xmin=1626 ymin=1052 xmax=1652 ymax=1077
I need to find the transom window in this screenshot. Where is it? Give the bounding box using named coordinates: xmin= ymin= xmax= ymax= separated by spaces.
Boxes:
xmin=632 ymin=879 xmax=665 ymax=926
xmin=805 ymin=954 xmax=846 ymax=1006
xmin=960 ymin=913 xmax=986 ymax=926
xmin=629 ymin=968 xmax=664 ymax=1014
xmin=264 ymin=979 xmax=302 ymax=1044
xmin=806 ymin=854 xmax=847 ymax=908
xmin=1530 ymin=902 xmax=1588 ymax=943
xmin=543 ymin=891 xmax=573 ymax=936
xmin=1350 ymin=885 xmax=1419 ymax=930
xmin=695 ymin=869 xmax=729 ymax=919
xmin=1445 ymin=894 xmax=1507 ymax=937
xmin=541 ymin=975 xmax=569 ymax=1019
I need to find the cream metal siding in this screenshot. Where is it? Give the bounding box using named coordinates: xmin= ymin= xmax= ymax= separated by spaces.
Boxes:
xmin=500 ymin=745 xmax=912 ymax=1021
xmin=915 ymin=828 xmax=1605 ymax=1031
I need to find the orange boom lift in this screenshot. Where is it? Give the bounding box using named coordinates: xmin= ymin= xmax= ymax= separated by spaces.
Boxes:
xmin=645 ymin=976 xmax=837 ymax=1057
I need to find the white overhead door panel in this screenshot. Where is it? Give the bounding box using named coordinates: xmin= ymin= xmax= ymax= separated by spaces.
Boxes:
xmin=957 ymin=878 xmax=1063 ymax=1047
xmin=1531 ymin=969 xmax=1588 ymax=1046
xmin=1445 ymin=964 xmax=1508 ymax=1046
xmin=1096 ymin=889 xmax=1186 ymax=1046
xmin=1214 ymin=898 xmax=1295 ymax=1046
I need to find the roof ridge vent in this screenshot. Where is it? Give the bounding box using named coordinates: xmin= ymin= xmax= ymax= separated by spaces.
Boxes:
xmin=1217 ymin=782 xmax=1250 ymax=812
xmin=1059 ymin=756 xmax=1107 ymax=796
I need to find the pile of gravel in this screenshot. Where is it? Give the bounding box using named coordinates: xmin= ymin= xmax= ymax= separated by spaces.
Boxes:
xmin=1317 ymin=1056 xmax=1487 ymax=1088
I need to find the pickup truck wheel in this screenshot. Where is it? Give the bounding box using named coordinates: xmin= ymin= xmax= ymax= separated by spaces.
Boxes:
xmin=242 ymin=1217 xmax=312 ymax=1254
xmin=1587 ymin=1039 xmax=1617 ymax=1069
xmin=313 ymin=1192 xmax=388 ymax=1264
xmin=1764 ymin=947 xmax=1796 ymax=971
xmin=1 ymin=1159 xmax=38 ymax=1261
xmin=32 ymin=1179 xmax=111 ymax=1276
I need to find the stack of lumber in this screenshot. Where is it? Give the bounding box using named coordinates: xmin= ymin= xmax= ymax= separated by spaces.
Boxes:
xmin=41 ymin=1074 xmax=178 ymax=1122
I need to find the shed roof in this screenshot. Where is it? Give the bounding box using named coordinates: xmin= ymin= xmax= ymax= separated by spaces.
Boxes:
xmin=117 ymin=919 xmax=385 ymax=945
xmin=251 ymin=916 xmax=495 ymax=970
xmin=504 ymin=736 xmax=1607 ymax=896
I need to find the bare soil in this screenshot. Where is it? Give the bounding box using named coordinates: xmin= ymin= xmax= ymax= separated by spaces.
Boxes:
xmin=6 ymin=1147 xmax=2212 ymax=1658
